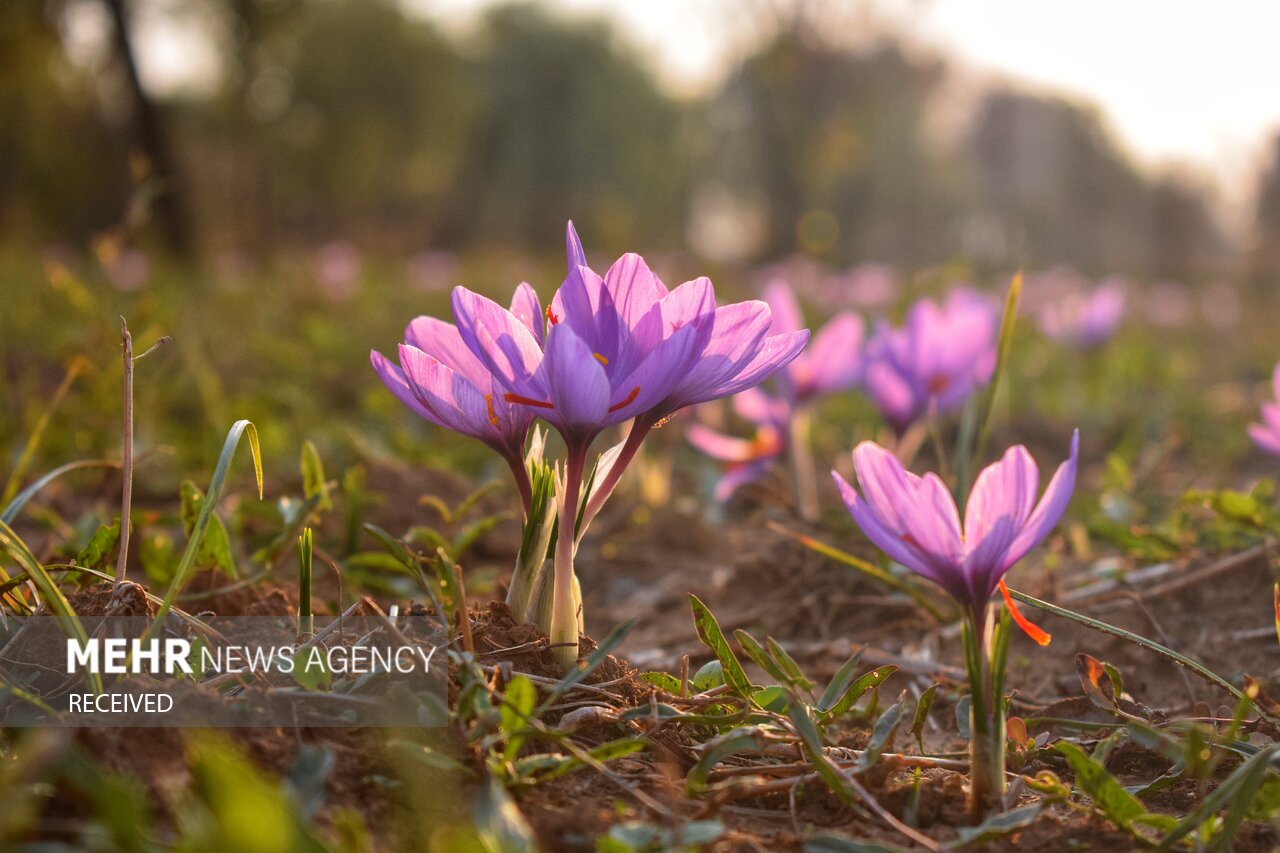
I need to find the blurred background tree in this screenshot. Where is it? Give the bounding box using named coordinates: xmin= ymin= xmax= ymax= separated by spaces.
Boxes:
xmin=0 ymin=0 xmax=1256 ymax=282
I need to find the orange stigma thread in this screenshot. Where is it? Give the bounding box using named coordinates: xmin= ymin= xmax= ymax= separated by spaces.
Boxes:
xmin=999 ymin=580 xmax=1051 ymax=646
xmin=502 ymin=392 xmax=555 ymax=410
xmin=593 ymin=353 xmax=609 ymax=365
xmin=484 ymin=394 xmax=499 ymax=426
xmin=607 ymin=386 xmax=641 ymax=412
xmin=545 ymin=307 xmax=559 ymax=325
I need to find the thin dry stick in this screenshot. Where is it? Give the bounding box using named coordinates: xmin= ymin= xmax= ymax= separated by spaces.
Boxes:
xmin=114 ymin=320 xmax=169 ymax=585
xmin=454 ymin=562 xmax=475 ymax=655
xmin=116 ymin=319 xmax=133 ymax=584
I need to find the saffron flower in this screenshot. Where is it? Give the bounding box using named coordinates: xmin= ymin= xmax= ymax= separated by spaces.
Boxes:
xmin=1249 ymin=364 xmax=1280 ymax=457
xmin=1037 ymin=279 xmax=1126 ymax=348
xmin=686 ymin=390 xmax=790 ymax=501
xmin=370 ymin=284 xmax=545 ymax=510
xmin=445 ymin=223 xmax=807 ymax=667
xmin=832 ymin=430 xmax=1079 ymax=818
xmin=863 ymin=288 xmax=998 ymax=434
xmin=833 ymin=431 xmax=1078 ymax=623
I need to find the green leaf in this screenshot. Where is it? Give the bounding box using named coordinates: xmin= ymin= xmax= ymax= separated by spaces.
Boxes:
xmin=817 ymin=651 xmax=865 ymax=712
xmin=856 ymin=691 xmax=910 ymax=770
xmin=292 ymin=647 xmax=331 ymax=691
xmin=76 ymin=519 xmax=121 ymax=573
xmin=533 ymin=738 xmax=646 ymax=783
xmin=501 ymin=676 xmax=537 ymax=761
xmin=300 ymin=440 xmax=333 ymax=510
xmin=734 ymin=628 xmax=792 ymax=685
xmin=1 ymin=459 xmax=119 ymax=525
xmin=767 ymin=637 xmax=815 ymax=692
xmin=910 ymin=684 xmax=940 ymax=752
xmin=692 ymin=659 xmax=725 ymax=692
xmin=817 ymin=666 xmax=897 ymax=723
xmin=147 ymin=419 xmax=262 ymax=640
xmin=1055 ymin=741 xmax=1146 ymax=831
xmin=638 ymin=671 xmax=682 ymax=694
xmin=787 ymin=703 xmax=855 ymax=806
xmin=955 ymin=803 xmax=1042 ymax=847
xmin=475 ymin=776 xmax=536 ymax=853
xmin=688 ymin=594 xmax=755 ymax=698
xmin=180 ymin=480 xmax=237 ymax=578
xmin=686 ymin=728 xmax=770 ymax=794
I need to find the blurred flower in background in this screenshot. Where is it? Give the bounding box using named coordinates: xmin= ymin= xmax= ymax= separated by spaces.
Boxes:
xmin=315 ymin=241 xmax=362 ymax=302
xmin=863 ymin=288 xmax=998 ymax=434
xmin=1037 ymin=277 xmax=1126 ymax=348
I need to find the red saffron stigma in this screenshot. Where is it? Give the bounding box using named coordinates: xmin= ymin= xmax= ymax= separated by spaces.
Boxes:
xmin=546 ymin=307 xmax=559 ymax=325
xmin=607 ymin=386 xmax=641 ymax=413
xmin=502 ymin=392 xmax=555 ymax=410
xmin=999 ymin=580 xmax=1051 ymax=646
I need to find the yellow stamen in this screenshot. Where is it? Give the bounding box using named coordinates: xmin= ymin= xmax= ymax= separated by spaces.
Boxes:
xmin=594 ymin=353 xmax=609 ymax=365
xmin=485 ymin=394 xmax=499 ymax=426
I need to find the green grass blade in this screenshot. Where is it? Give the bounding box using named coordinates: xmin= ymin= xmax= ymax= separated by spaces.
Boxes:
xmin=1 ymin=356 xmax=85 ymax=505
xmin=1 ymin=459 xmax=121 ymax=525
xmin=0 ymin=518 xmax=102 ymax=693
xmin=1006 ymin=586 xmax=1278 ymax=725
xmin=146 ymin=420 xmax=262 ymax=639
xmin=298 ymin=527 xmax=313 ymax=636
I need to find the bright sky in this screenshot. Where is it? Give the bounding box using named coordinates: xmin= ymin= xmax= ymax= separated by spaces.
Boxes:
xmin=130 ymin=0 xmax=1280 ymax=211
xmin=419 ymin=0 xmax=1280 ymax=210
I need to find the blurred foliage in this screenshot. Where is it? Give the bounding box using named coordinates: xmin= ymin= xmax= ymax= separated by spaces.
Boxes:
xmin=0 ymin=0 xmax=1255 ymax=279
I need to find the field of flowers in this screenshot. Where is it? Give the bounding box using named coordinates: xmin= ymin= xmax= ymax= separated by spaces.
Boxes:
xmin=1 ymin=226 xmax=1279 ymax=852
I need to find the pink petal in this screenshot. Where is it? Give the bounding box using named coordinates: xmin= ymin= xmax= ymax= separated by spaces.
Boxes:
xmin=998 ymin=430 xmax=1080 ymax=574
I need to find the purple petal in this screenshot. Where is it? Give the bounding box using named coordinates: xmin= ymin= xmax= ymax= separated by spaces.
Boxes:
xmin=694 ymin=329 xmax=810 ymax=403
xmin=405 ymin=316 xmax=492 ymax=388
xmin=851 ymin=441 xmax=963 ymax=573
xmin=397 ymin=344 xmax=494 ymax=440
xmin=998 ymin=430 xmax=1079 ymax=575
xmin=451 ymin=286 xmax=546 ymax=400
xmin=604 ymin=253 xmax=669 ymax=326
xmin=371 ymin=350 xmax=439 ymax=426
xmin=1249 ymin=423 xmax=1280 ymax=457
xmin=686 ymin=424 xmax=761 ymax=462
xmin=962 ymin=445 xmax=1039 ymax=585
xmin=541 ymin=324 xmax=610 ymax=430
xmin=606 ymin=324 xmax=700 ymax=420
xmin=795 ymin=312 xmax=864 ymax=398
xmin=566 ymin=221 xmax=586 ymax=269
xmin=510 ymin=282 xmax=545 ymax=345
xmin=832 ymin=469 xmax=967 ymax=601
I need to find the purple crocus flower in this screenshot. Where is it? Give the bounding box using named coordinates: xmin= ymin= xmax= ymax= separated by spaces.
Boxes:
xmin=832 ymin=430 xmax=1079 ymax=639
xmin=1038 ymin=279 xmax=1126 ymax=348
xmin=446 ymin=222 xmax=808 ymax=665
xmin=686 ymin=390 xmax=790 ymax=501
xmin=763 ymin=280 xmax=864 ymax=405
xmin=1249 ymin=364 xmax=1280 ymax=457
xmin=863 ymin=288 xmax=998 ymax=434
xmin=370 ymin=283 xmax=546 ymax=510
